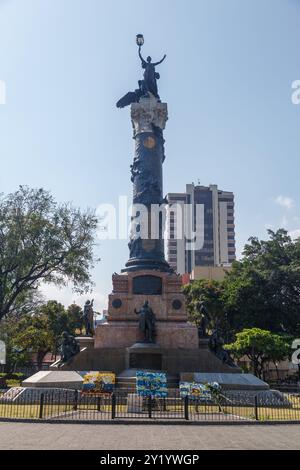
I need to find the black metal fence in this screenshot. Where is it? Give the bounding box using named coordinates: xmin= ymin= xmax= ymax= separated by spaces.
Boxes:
xmin=1 ymin=388 xmax=300 ymax=423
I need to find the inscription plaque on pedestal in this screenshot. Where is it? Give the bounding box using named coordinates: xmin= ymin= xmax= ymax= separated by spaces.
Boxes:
xmin=132 ymin=275 xmax=162 ymax=295
xmin=129 ymin=353 xmax=162 ymax=370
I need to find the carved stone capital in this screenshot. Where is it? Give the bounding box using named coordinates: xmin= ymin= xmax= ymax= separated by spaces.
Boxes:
xmin=131 ymin=96 xmax=168 ymax=136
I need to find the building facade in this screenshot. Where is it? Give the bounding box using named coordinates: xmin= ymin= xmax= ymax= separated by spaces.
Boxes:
xmin=166 ymin=183 xmax=236 ymax=274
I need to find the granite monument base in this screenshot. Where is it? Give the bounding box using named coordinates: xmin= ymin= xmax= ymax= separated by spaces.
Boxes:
xmin=22 ymin=370 xmax=83 ymax=390
xmin=55 ymin=343 xmax=241 ymax=376
xmin=180 ymin=372 xmax=269 ymax=391
xmin=1 ymin=387 xmax=76 ymax=403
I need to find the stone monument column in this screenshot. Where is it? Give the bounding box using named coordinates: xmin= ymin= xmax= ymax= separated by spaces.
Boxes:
xmin=123 ymin=95 xmax=171 ymax=272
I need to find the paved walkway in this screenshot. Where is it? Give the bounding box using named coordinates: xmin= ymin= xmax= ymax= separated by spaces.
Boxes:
xmin=0 ymin=422 xmax=300 ymax=449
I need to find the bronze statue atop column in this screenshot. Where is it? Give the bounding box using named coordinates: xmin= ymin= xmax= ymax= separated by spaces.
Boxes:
xmin=138 ymin=42 xmax=166 ymax=99
xmin=116 ymin=33 xmax=166 ymax=108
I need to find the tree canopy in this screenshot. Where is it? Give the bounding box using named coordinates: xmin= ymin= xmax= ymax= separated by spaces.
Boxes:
xmin=183 ymin=229 xmax=300 ymax=344
xmin=0 ymin=300 xmax=84 ymax=370
xmin=223 ymin=229 xmax=300 ymax=335
xmin=0 ymin=186 xmax=98 ymax=320
xmin=225 ymin=328 xmax=291 ymax=379
xmin=183 ymin=279 xmax=226 ymax=331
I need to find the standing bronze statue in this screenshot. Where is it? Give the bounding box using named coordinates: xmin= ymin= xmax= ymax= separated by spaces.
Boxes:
xmin=138 ymin=47 xmax=166 ymax=99
xmin=198 ymin=301 xmax=211 ymax=338
xmin=116 ymin=34 xmax=167 ymax=108
xmin=134 ymin=301 xmax=156 ymax=343
xmin=209 ymin=329 xmax=236 ymax=367
xmin=83 ymin=299 xmax=94 ymax=336
xmin=61 ymin=331 xmax=80 ymax=363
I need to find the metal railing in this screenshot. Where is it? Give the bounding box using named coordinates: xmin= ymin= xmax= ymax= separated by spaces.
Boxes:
xmin=0 ymin=388 xmax=300 ymax=423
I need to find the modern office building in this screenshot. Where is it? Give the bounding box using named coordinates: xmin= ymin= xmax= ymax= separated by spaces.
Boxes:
xmin=166 ymin=183 xmax=236 ymax=274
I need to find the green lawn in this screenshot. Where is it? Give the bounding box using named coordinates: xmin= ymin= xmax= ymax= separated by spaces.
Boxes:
xmin=0 ymin=403 xmax=76 ymax=419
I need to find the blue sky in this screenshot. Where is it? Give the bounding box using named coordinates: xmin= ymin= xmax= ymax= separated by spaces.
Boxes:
xmin=0 ymin=0 xmax=300 ymax=311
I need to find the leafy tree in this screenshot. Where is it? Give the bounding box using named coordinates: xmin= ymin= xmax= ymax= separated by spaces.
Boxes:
xmin=40 ymin=300 xmax=71 ymax=356
xmin=67 ymin=303 xmax=84 ymax=335
xmin=223 ymin=229 xmax=300 ymax=335
xmin=226 ymin=328 xmax=291 ymax=379
xmin=269 ymin=333 xmax=293 ymax=380
xmin=0 ymin=300 xmax=84 ymax=371
xmin=183 ymin=279 xmax=228 ymax=335
xmin=0 ymin=186 xmax=98 ymax=321
xmin=0 ymin=316 xmax=30 ymax=371
xmin=11 ymin=314 xmax=54 ymax=371
xmin=9 ymin=289 xmax=44 ymax=319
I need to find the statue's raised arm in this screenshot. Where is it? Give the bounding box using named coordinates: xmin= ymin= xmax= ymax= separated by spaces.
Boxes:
xmin=152 ymin=54 xmax=167 ymax=67
xmin=138 ymin=46 xmax=147 ymax=65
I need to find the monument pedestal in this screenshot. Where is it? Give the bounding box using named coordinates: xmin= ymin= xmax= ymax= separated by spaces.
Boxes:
xmin=95 ymin=321 xmax=198 ymax=349
xmin=126 ymin=343 xmax=162 ymax=370
xmin=77 ymin=336 xmax=95 ymax=350
xmin=94 ymin=270 xmax=199 ymax=351
xmin=55 ymin=270 xmax=243 ymax=376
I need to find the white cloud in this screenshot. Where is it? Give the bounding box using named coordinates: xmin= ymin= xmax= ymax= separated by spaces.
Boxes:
xmin=275 ymin=195 xmax=295 ymax=210
xmin=289 ymin=229 xmax=300 ymax=240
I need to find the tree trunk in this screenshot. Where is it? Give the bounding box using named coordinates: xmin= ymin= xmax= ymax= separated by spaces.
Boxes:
xmin=252 ymin=357 xmax=259 ymax=378
xmin=36 ymin=350 xmax=48 ymax=371
xmin=274 ymin=362 xmax=280 ymax=381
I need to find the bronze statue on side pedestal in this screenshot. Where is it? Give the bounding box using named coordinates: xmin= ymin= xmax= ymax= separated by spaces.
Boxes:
xmin=83 ymin=299 xmax=95 ymax=336
xmin=61 ymin=332 xmax=80 ymax=363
